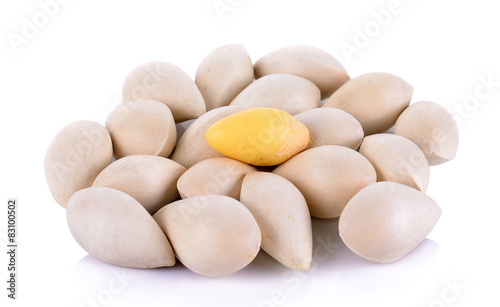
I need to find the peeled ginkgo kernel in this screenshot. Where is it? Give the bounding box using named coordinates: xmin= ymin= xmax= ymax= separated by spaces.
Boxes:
xmin=205 ymin=107 xmax=309 ymax=166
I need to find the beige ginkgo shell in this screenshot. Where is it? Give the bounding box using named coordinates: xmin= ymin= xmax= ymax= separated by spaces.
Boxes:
xmin=122 ymin=61 xmax=206 ymax=122
xmin=322 ymin=72 xmax=413 ymax=135
xmin=229 ymin=73 xmax=320 ymax=115
xmin=153 ymin=195 xmax=261 ymax=277
xmin=359 ymin=133 xmax=430 ymax=191
xmin=66 ymin=187 xmax=175 ymax=268
xmin=44 ymin=120 xmax=113 ymax=208
xmin=195 ymin=44 xmax=254 ymax=111
xmin=170 ymin=106 xmax=245 ymax=168
xmin=177 ymin=157 xmax=257 ymax=199
xmin=254 ymin=45 xmax=350 ymax=99
xmin=339 ymin=181 xmax=442 ymax=263
xmin=395 ymin=101 xmax=459 ymax=166
xmin=240 ymin=172 xmax=313 ymax=271
xmin=272 ymin=145 xmax=377 ymax=218
xmin=294 ymin=107 xmax=364 ymax=150
xmin=92 ymin=155 xmax=186 ymax=214
xmin=105 ymin=99 xmax=177 ymax=159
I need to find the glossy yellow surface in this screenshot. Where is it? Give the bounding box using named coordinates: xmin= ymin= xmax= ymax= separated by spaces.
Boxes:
xmin=205 ymin=108 xmax=310 ymax=166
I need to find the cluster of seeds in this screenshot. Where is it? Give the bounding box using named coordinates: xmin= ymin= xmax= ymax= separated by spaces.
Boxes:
xmin=44 ymin=44 xmax=459 ymax=277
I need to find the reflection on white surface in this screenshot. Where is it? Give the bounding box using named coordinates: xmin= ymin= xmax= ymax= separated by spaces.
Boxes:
xmin=69 ymin=218 xmax=439 ymax=307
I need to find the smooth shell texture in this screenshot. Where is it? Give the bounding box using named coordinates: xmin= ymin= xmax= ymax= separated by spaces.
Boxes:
xmin=171 ymin=106 xmax=245 ymax=168
xmin=44 ymin=120 xmax=113 ymax=207
xmin=273 ymin=145 xmax=376 ymax=218
xmin=195 ymin=44 xmax=254 ymax=111
xmin=205 ymin=107 xmax=310 ymax=166
xmin=240 ymin=172 xmax=312 ymax=271
xmin=339 ymin=182 xmax=441 ymax=263
xmin=66 ymin=187 xmax=175 ymax=268
xmin=229 ymin=73 xmax=321 ymax=115
xmin=122 ymin=61 xmax=206 ymax=122
xmin=395 ymin=101 xmax=459 ymax=166
xmin=359 ymin=134 xmax=430 ymax=191
xmin=322 ymin=72 xmax=413 ymax=135
xmin=105 ymin=99 xmax=177 ymax=159
xmin=92 ymin=155 xmax=186 ymax=214
xmin=153 ymin=195 xmax=261 ymax=277
xmin=254 ymin=45 xmax=350 ymax=99
xmin=177 ymin=157 xmax=257 ymax=199
xmin=294 ymin=108 xmax=364 ymax=150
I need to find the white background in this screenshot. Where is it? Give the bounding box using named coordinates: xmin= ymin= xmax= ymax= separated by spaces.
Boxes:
xmin=1 ymin=0 xmax=499 ymax=306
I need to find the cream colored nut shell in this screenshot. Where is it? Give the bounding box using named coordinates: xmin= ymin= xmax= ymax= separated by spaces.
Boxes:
xmin=92 ymin=155 xmax=186 ymax=214
xmin=105 ymin=99 xmax=176 ymax=159
xmin=240 ymin=172 xmax=312 ymax=271
xmin=229 ymin=73 xmax=320 ymax=115
xmin=395 ymin=101 xmax=459 ymax=166
xmin=294 ymin=108 xmax=364 ymax=150
xmin=122 ymin=61 xmax=206 ymax=122
xmin=153 ymin=195 xmax=261 ymax=277
xmin=359 ymin=133 xmax=430 ymax=191
xmin=322 ymin=72 xmax=413 ymax=135
xmin=339 ymin=181 xmax=441 ymax=263
xmin=254 ymin=45 xmax=350 ymax=99
xmin=44 ymin=120 xmax=113 ymax=208
xmin=273 ymin=145 xmax=377 ymax=218
xmin=177 ymin=157 xmax=257 ymax=199
xmin=196 ymin=44 xmax=254 ymax=111
xmin=171 ymin=106 xmax=245 ymax=168
xmin=66 ymin=187 xmax=175 ymax=268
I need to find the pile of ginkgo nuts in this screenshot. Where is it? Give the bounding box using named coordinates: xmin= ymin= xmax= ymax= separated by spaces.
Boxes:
xmin=44 ymin=44 xmax=459 ymax=277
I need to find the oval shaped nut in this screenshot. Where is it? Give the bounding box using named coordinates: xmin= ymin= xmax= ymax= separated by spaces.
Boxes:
xmin=273 ymin=145 xmax=376 ymax=218
xmin=339 ymin=182 xmax=442 ymax=263
xmin=196 ymin=44 xmax=254 ymax=111
xmin=171 ymin=106 xmax=245 ymax=168
xmin=240 ymin=172 xmax=313 ymax=271
xmin=122 ymin=61 xmax=206 ymax=122
xmin=66 ymin=187 xmax=175 ymax=268
xmin=294 ymin=108 xmax=364 ymax=150
xmin=395 ymin=101 xmax=459 ymax=166
xmin=322 ymin=72 xmax=413 ymax=135
xmin=254 ymin=45 xmax=350 ymax=99
xmin=153 ymin=195 xmax=261 ymax=277
xmin=105 ymin=99 xmax=176 ymax=159
xmin=229 ymin=74 xmax=321 ymax=115
xmin=359 ymin=134 xmax=430 ymax=192
xmin=177 ymin=157 xmax=257 ymax=199
xmin=205 ymin=107 xmax=310 ymax=166
xmin=44 ymin=120 xmax=113 ymax=208
xmin=92 ymin=155 xmax=186 ymax=214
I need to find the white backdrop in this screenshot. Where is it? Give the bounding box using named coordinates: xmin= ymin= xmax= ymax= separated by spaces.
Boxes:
xmin=1 ymin=0 xmax=499 ymax=306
